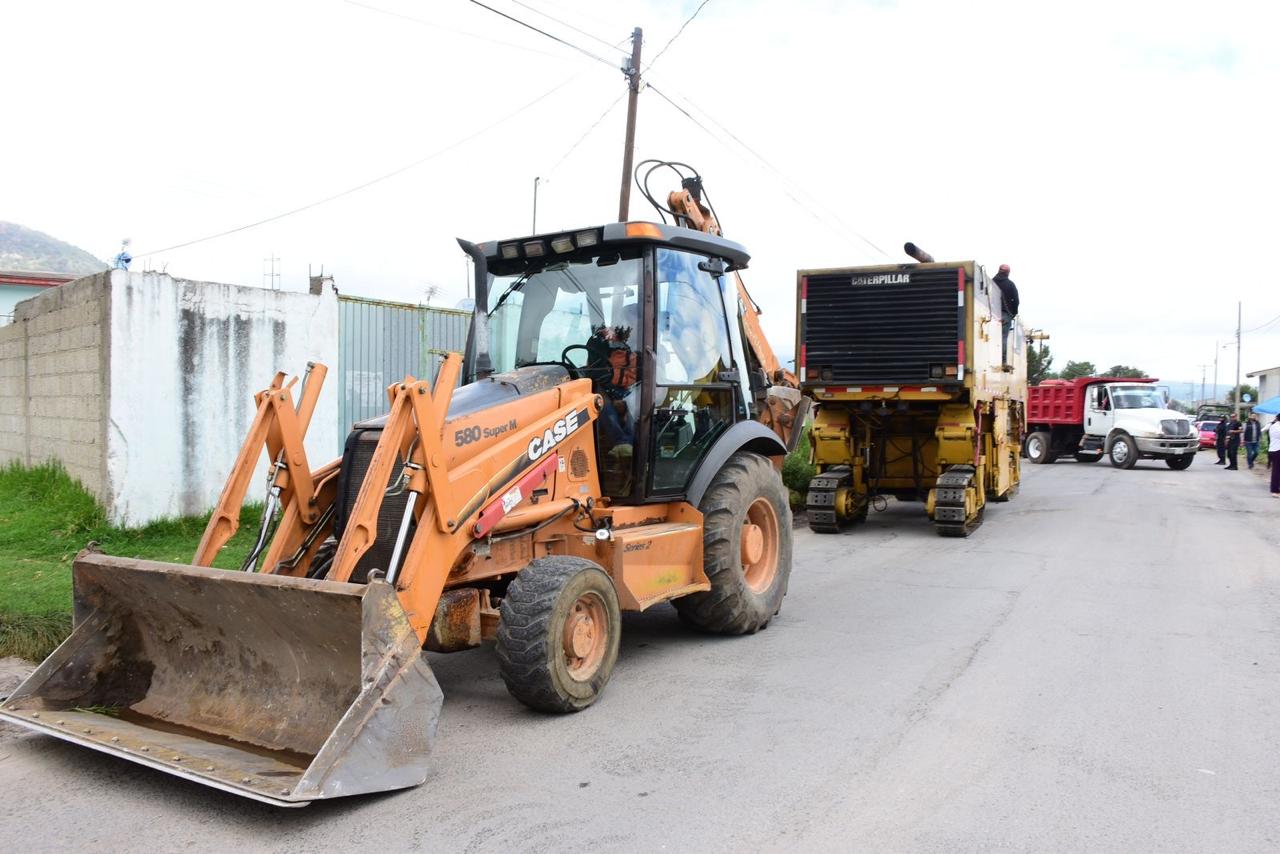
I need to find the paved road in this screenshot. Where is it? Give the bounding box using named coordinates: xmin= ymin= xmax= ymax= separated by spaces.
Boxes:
xmin=2 ymin=453 xmax=1278 ymax=852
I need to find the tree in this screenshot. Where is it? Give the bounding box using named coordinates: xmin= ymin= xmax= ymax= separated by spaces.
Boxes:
xmin=1168 ymin=399 xmax=1194 ymax=414
xmin=1225 ymin=384 xmax=1258 ymax=404
xmin=1028 ymin=344 xmax=1055 ymax=385
xmin=1103 ymin=364 xmax=1148 ymax=378
xmin=1059 ymin=360 xmax=1097 ymax=380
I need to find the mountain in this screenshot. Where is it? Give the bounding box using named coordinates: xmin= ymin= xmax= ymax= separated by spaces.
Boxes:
xmin=0 ymin=222 xmax=108 ymax=276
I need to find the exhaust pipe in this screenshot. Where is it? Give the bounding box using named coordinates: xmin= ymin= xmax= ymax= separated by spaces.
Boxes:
xmin=903 ymin=242 xmax=934 ymax=263
xmin=458 ymin=238 xmax=492 ymax=383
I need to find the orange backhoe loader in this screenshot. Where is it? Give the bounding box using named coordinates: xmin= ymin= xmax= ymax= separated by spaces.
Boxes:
xmin=0 ymin=170 xmax=806 ymax=806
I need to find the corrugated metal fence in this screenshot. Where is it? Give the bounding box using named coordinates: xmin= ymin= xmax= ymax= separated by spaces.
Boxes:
xmin=338 ymin=295 xmax=470 ymax=441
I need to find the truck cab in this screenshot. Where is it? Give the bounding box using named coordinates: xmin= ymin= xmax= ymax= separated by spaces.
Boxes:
xmin=1026 ymin=377 xmax=1198 ymax=470
xmin=1084 ymin=382 xmax=1197 ymax=467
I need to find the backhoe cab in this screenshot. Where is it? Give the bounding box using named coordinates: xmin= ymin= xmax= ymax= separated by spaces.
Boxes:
xmin=1 ymin=214 xmax=799 ymax=806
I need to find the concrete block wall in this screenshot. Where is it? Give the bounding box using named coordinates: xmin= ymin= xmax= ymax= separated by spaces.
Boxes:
xmin=0 ymin=328 xmax=25 ymax=460
xmin=0 ymin=270 xmax=338 ymax=525
xmin=0 ymin=274 xmax=108 ymax=494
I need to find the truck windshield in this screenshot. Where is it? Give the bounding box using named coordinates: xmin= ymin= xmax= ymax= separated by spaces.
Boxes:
xmin=485 ymin=249 xmax=643 ymax=374
xmin=1111 ymin=387 xmax=1166 ymax=409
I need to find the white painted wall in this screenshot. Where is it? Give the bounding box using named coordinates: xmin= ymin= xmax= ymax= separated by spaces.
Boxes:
xmin=106 ymin=271 xmax=338 ymax=525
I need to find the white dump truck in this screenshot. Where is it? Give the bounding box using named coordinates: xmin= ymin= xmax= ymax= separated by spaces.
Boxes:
xmin=1025 ymin=376 xmax=1198 ymax=469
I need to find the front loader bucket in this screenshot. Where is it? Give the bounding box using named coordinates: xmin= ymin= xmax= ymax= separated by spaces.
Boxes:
xmin=0 ymin=553 xmax=442 ymax=807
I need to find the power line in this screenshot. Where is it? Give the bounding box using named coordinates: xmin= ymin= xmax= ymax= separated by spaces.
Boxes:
xmin=134 ymin=76 xmax=583 ymax=259
xmin=465 ymin=0 xmax=619 ymax=70
xmin=1244 ymin=310 xmax=1280 ymax=334
xmin=530 ymin=0 xmax=619 ymax=33
xmin=507 ymin=0 xmax=622 ymax=54
xmin=646 ymin=82 xmax=890 ymax=260
xmin=658 ymin=82 xmax=889 ymax=259
xmin=545 ymin=90 xmax=627 ymax=177
xmin=344 ymin=0 xmax=571 ymax=61
xmin=645 ymin=0 xmax=712 ymax=72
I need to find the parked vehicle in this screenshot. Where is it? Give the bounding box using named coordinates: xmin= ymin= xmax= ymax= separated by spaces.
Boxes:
xmin=797 ymin=243 xmax=1025 ymax=537
xmin=1196 ymin=420 xmax=1218 ymax=450
xmin=1025 ymin=376 xmax=1198 ymax=470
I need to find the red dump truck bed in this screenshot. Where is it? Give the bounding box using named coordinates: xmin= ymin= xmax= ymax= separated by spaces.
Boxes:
xmin=1027 ymin=376 xmax=1158 ymax=425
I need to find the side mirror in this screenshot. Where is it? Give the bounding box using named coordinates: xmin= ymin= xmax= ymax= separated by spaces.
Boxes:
xmin=698 ymin=257 xmax=728 ymax=276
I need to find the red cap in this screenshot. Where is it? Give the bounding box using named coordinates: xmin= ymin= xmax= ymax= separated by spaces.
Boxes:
xmin=998 ymin=264 xmax=1011 ymax=274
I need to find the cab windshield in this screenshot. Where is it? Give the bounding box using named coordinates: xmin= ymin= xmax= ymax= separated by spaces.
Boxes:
xmin=485 ymin=249 xmax=643 ymax=373
xmin=1111 ymin=386 xmax=1166 ymax=410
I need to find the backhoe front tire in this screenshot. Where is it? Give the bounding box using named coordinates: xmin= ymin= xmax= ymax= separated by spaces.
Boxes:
xmin=675 ymin=452 xmax=792 ymax=634
xmin=496 ymin=556 xmax=621 ymax=713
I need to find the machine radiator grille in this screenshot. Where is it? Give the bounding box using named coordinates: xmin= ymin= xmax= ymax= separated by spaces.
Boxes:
xmin=334 ymin=427 xmax=411 ymax=583
xmin=803 ymin=267 xmax=962 ymax=385
xmin=1161 ymin=419 xmax=1191 ymax=436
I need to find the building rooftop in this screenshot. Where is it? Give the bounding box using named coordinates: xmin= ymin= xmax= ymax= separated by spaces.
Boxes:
xmin=0 ymin=269 xmax=78 ymax=288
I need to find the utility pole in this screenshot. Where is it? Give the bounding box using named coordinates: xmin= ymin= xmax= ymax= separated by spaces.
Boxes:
xmin=617 ymin=27 xmax=643 ymax=222
xmin=1197 ymin=363 xmax=1210 ymax=408
xmin=262 ymin=253 xmax=280 ymax=291
xmin=1235 ymin=301 xmax=1242 ymax=416
xmin=532 ymin=176 xmax=541 ymax=233
xmin=1213 ymin=342 xmax=1219 ymax=403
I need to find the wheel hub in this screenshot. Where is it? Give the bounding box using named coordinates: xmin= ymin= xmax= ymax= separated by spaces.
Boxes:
xmin=562 ymin=594 xmax=607 ymax=678
xmin=741 ymin=497 xmax=780 ymax=593
xmin=740 ymin=523 xmax=765 ymax=566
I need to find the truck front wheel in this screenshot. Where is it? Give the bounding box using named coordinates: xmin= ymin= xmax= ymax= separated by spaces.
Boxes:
xmin=1166 ymin=454 xmax=1194 ymax=471
xmin=1108 ymin=433 xmax=1138 ymax=469
xmin=1026 ymin=431 xmax=1054 ymax=464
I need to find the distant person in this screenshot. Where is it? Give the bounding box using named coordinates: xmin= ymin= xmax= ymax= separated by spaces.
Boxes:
xmin=1269 ymin=416 xmax=1280 ymax=497
xmin=1214 ymin=415 xmax=1229 ymax=464
xmin=1243 ymin=413 xmax=1261 ymax=470
xmin=1224 ymin=414 xmax=1243 ymax=470
xmin=992 ymin=264 xmax=1020 ymax=369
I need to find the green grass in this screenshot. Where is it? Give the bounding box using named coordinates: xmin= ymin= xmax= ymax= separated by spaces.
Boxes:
xmin=0 ymin=461 xmax=262 ymax=660
xmin=782 ymin=429 xmax=816 ymax=510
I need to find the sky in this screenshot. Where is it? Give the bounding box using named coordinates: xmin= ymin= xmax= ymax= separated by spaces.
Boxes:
xmin=5 ymin=0 xmax=1279 ymax=401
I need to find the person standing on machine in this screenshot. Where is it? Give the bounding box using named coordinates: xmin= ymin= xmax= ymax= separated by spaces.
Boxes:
xmin=993 ymin=264 xmax=1020 ymax=369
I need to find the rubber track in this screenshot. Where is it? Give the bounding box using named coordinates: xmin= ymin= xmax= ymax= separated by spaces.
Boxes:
xmin=933 ymin=465 xmax=983 ymax=538
xmin=805 ymin=466 xmax=853 ymax=534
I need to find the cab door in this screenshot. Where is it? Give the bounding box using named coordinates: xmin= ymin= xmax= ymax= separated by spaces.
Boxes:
xmin=643 ymin=248 xmax=744 ymax=498
xmin=1087 ymin=384 xmax=1114 ymax=436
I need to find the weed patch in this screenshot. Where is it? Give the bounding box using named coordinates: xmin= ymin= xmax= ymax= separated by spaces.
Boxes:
xmin=0 ymin=462 xmax=261 ymax=660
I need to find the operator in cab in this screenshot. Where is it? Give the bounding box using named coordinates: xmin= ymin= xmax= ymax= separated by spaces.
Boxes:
xmin=584 ymin=303 xmax=641 ymax=494
xmin=993 ymin=263 xmax=1020 ymax=370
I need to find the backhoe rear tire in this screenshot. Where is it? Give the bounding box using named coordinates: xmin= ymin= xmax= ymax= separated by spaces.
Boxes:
xmin=496 ymin=556 xmax=621 ymax=713
xmin=675 ymin=452 xmax=792 ymax=634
